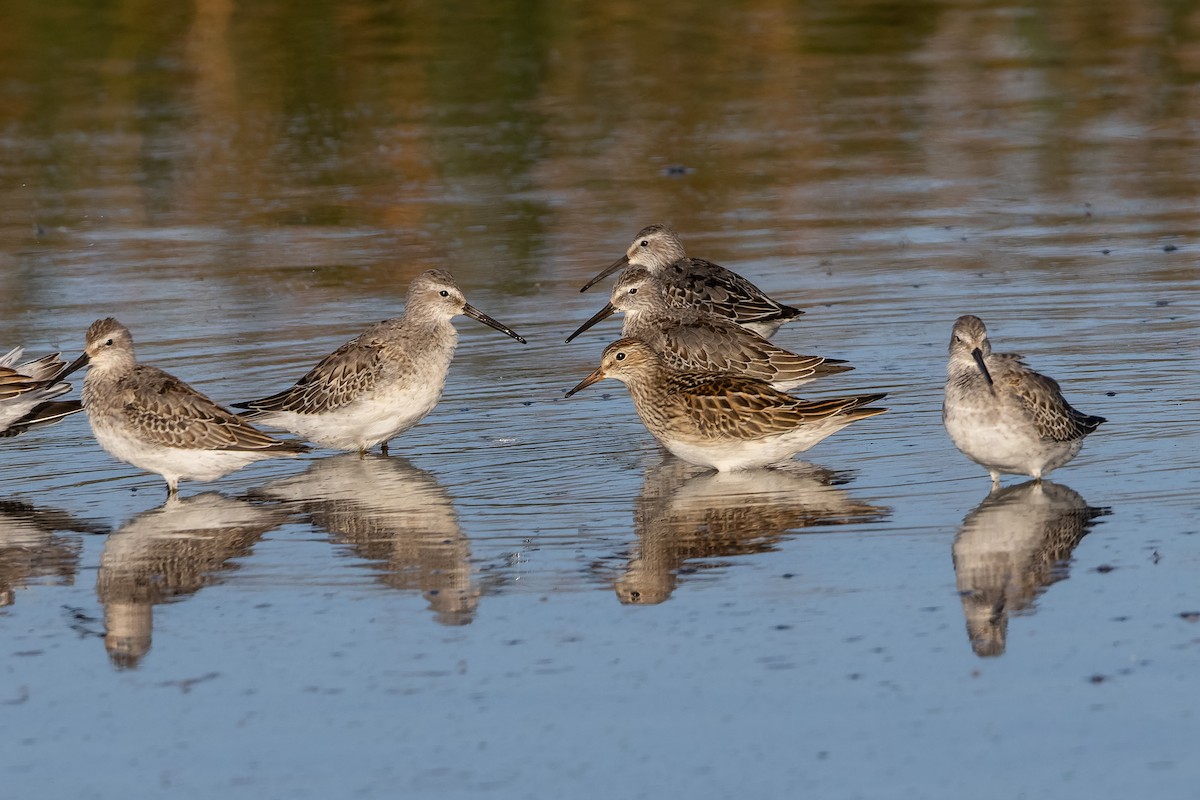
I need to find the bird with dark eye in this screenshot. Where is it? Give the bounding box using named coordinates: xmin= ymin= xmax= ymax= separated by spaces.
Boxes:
xmin=564 ymin=337 xmax=888 ymax=471
xmin=234 ymin=269 xmax=526 ymax=455
xmin=943 ymin=314 xmax=1105 ymax=486
xmin=577 ymin=224 xmax=804 ymax=338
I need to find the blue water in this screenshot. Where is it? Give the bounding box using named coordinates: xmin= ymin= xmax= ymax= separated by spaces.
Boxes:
xmin=2 ymin=1 xmax=1200 ymax=797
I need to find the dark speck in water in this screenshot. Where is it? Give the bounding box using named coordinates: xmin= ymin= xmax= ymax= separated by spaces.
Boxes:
xmin=1163 ymin=244 xmax=1177 ymax=252
xmin=1094 ymin=565 xmax=1116 ymax=574
xmin=1179 ymin=612 xmax=1200 ymax=623
xmin=1155 ymin=300 xmax=1170 ymax=306
xmin=1089 ymin=674 xmax=1108 ymax=684
xmin=1106 ymin=391 xmax=1117 ymax=397
xmin=1102 ymin=249 xmax=1111 ymax=254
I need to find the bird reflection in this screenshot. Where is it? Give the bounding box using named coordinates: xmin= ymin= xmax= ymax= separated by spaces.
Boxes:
xmin=614 ymin=460 xmax=891 ymax=604
xmin=257 ymin=454 xmax=477 ymax=626
xmin=953 ymin=480 xmax=1109 ymax=658
xmin=96 ymin=493 xmax=289 ymax=669
xmin=0 ymin=499 xmax=107 ymax=607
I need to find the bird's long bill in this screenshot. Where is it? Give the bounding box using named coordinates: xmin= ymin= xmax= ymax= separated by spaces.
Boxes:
xmin=463 ymin=304 xmax=527 ymax=344
xmin=565 ymin=302 xmax=617 ymax=343
xmin=57 ymin=351 xmax=91 ymax=380
xmin=564 ymin=367 xmax=607 ymax=398
xmin=578 ymin=254 xmax=629 ymax=293
xmin=971 ymin=348 xmax=993 ymax=386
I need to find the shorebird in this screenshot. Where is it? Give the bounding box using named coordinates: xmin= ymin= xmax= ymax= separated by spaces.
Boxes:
xmin=943 ymin=315 xmax=1106 ymax=485
xmin=567 ymin=267 xmax=850 ymax=390
xmin=579 ymin=224 xmax=802 ymax=337
xmin=70 ymin=318 xmax=308 ymax=494
xmin=0 ymin=347 xmax=83 ymax=438
xmin=565 ymin=338 xmax=886 ymax=471
xmin=235 ymin=269 xmax=526 ymax=455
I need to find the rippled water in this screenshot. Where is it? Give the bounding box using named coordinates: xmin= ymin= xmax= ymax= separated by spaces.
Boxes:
xmin=2 ymin=1 xmax=1199 ymax=797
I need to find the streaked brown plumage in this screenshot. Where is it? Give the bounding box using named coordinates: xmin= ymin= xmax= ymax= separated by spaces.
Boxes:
xmin=566 ymin=338 xmax=886 ymax=471
xmin=73 ymin=318 xmax=308 ymax=494
xmin=567 ymin=268 xmax=850 ymax=390
xmin=579 ymin=224 xmax=802 ymax=337
xmin=0 ymin=347 xmax=83 ymax=437
xmin=234 ymin=269 xmax=527 ymax=454
xmin=943 ymin=315 xmax=1105 ymax=484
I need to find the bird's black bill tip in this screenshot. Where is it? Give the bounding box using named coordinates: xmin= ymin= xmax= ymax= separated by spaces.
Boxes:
xmin=57 ymin=351 xmax=91 ymax=380
xmin=565 ymin=303 xmax=617 ymax=344
xmin=564 ymin=368 xmax=607 ymax=398
xmin=463 ymin=304 xmax=527 ymax=344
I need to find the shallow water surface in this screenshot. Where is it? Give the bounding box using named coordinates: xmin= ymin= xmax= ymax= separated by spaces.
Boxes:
xmin=2 ymin=1 xmax=1199 ymax=798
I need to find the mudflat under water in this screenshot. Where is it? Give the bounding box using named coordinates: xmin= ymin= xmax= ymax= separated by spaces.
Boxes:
xmin=2 ymin=2 xmax=1199 ymax=798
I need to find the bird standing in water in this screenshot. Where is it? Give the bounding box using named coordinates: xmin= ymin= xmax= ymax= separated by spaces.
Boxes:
xmin=943 ymin=315 xmax=1105 ymax=485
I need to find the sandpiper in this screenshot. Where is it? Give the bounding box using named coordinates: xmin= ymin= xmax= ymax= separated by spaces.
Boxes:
xmin=567 ymin=268 xmax=850 ymax=390
xmin=943 ymin=315 xmax=1105 ymax=485
xmin=235 ymin=269 xmax=526 ymax=454
xmin=579 ymin=224 xmax=803 ymax=337
xmin=565 ymin=338 xmax=886 ymax=471
xmin=70 ymin=318 xmax=308 ymax=494
xmin=0 ymin=346 xmax=83 ymax=438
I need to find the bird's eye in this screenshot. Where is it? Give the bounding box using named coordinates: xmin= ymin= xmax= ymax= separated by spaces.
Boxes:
xmin=105 ymin=338 xmax=114 ymax=346
xmin=615 ymin=352 xmax=626 ymax=361
xmin=628 ymin=287 xmax=638 ymax=295
xmin=639 ymin=240 xmax=649 ymax=247
xmin=439 ymin=290 xmax=449 ymax=297
xmin=954 ymin=336 xmax=963 ymax=343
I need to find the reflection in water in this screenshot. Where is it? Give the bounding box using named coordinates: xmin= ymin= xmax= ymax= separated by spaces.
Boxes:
xmin=0 ymin=500 xmax=107 ymax=607
xmin=614 ymin=460 xmax=891 ymax=604
xmin=258 ymin=454 xmax=477 ymax=626
xmin=953 ymin=481 xmax=1109 ymax=658
xmin=96 ymin=493 xmax=288 ymax=669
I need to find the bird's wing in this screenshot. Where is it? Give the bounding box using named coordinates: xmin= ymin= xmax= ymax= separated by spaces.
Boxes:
xmin=662 ymin=259 xmax=801 ymax=322
xmin=122 ymin=367 xmax=298 ymax=451
xmin=238 ymin=335 xmax=384 ymax=415
xmin=659 ymin=320 xmax=824 ymax=384
xmin=668 ymin=373 xmax=877 ymax=439
xmin=1001 ymin=357 xmax=1103 ymax=442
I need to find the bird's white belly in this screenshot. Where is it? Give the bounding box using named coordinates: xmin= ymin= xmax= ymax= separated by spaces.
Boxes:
xmin=944 ymin=403 xmax=1075 ymax=477
xmin=657 ymin=423 xmax=848 ymax=472
xmin=91 ymin=421 xmax=267 ymax=484
xmin=261 ymin=379 xmax=444 ymax=452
